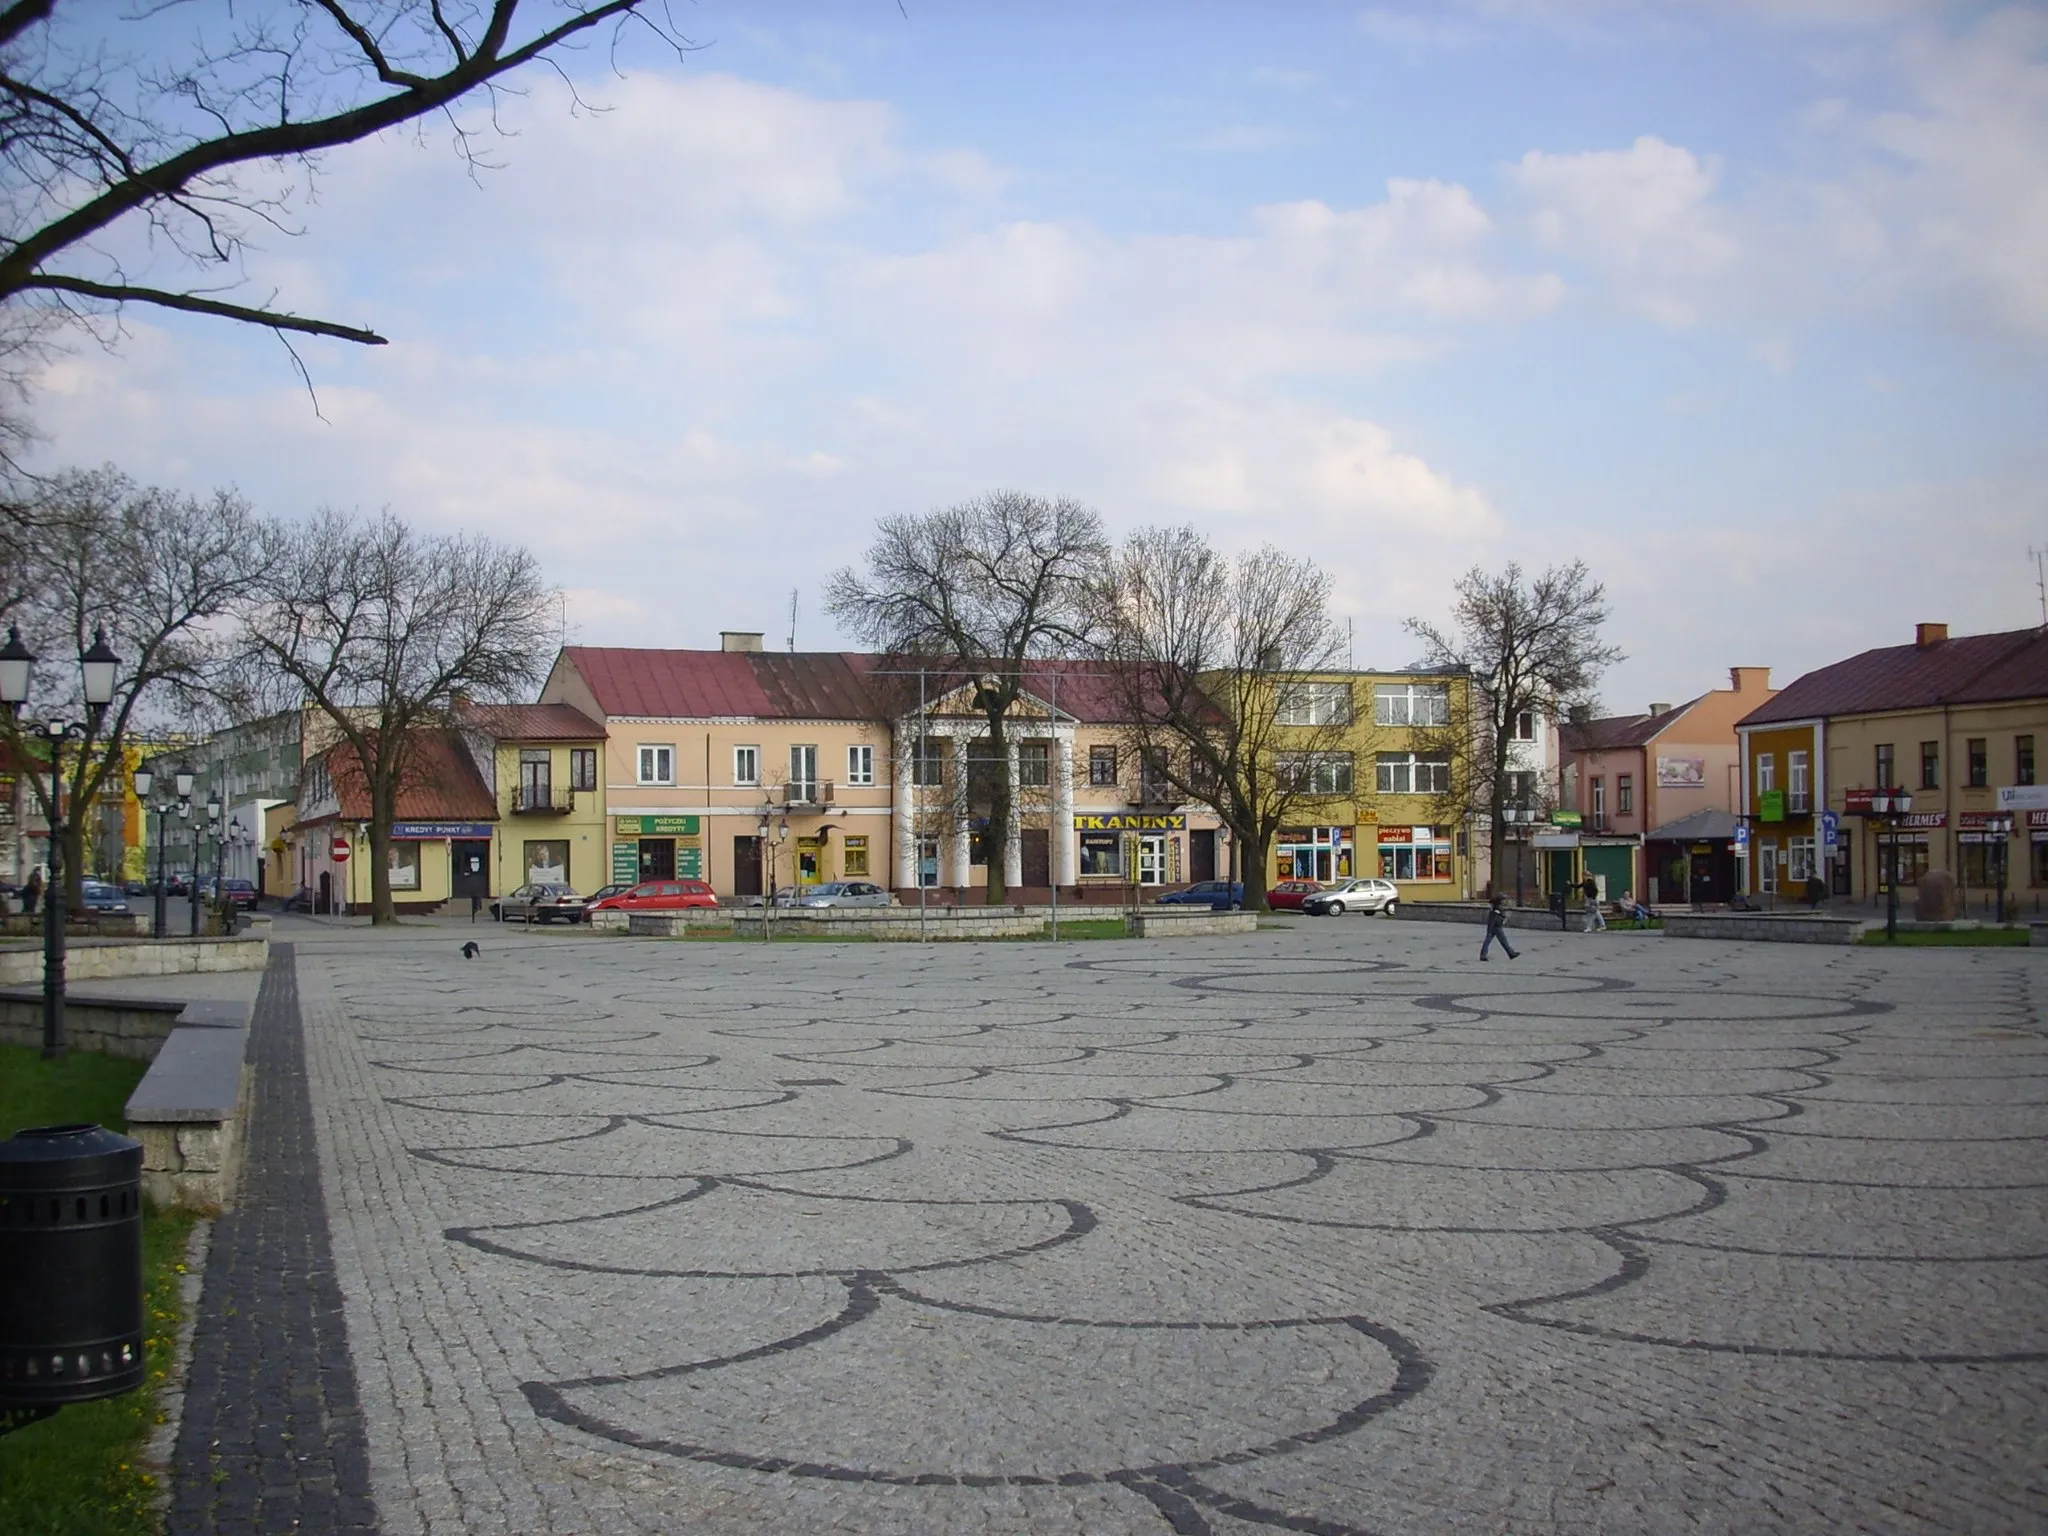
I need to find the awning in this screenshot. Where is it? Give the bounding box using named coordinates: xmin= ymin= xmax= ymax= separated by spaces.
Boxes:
xmin=1644 ymin=809 xmax=1742 ymax=843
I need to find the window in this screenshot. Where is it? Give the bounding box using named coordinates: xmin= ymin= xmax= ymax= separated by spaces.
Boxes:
xmin=1374 ymin=683 xmax=1450 ymax=727
xmin=1277 ymin=681 xmax=1353 ymax=726
xmin=570 ymin=748 xmax=597 ymax=792
xmin=1756 ymin=754 xmax=1775 ymax=793
xmin=1617 ymin=774 xmax=1633 ymax=814
xmin=638 ymin=744 xmax=674 ymax=785
xmin=1967 ymin=737 xmax=1988 ymax=789
xmin=1875 ymin=743 xmax=1895 ymax=788
xmin=733 ymin=746 xmax=759 ymax=786
xmin=1920 ymin=741 xmax=1939 ymax=790
xmin=789 ymin=745 xmax=819 ymax=798
xmin=1140 ymin=747 xmax=1173 ymax=800
xmin=1788 ymin=750 xmax=1809 ymax=813
xmin=1788 ymin=836 xmax=1816 ymax=883
xmin=1376 ymin=752 xmax=1451 ymax=795
xmin=1506 ymin=770 xmax=1535 ymax=805
xmin=843 ymin=835 xmax=869 ymax=876
xmin=2019 ymin=735 xmax=2037 ymax=787
xmin=1592 ymin=779 xmax=1606 ymax=824
xmin=1018 ymin=742 xmax=1050 ymax=788
xmin=1088 ymin=745 xmax=1119 ymax=786
xmin=519 ymin=748 xmax=552 ymax=807
xmin=1759 ymin=844 xmax=1777 ymax=894
xmin=387 ymin=840 xmax=420 ymax=891
xmin=1377 ymin=830 xmax=1454 ymax=882
xmin=911 ymin=737 xmax=944 ymax=787
xmin=1279 ymin=752 xmax=1354 ymax=795
xmin=846 ymin=745 xmax=874 ymax=786
xmin=1079 ymin=832 xmax=1124 ymax=876
xmin=1514 ymin=710 xmax=1536 ymax=742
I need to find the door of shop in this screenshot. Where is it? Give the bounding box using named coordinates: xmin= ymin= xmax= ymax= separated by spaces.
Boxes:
xmin=1021 ymin=829 xmax=1049 ymax=888
xmin=732 ymin=836 xmax=762 ymax=898
xmin=1138 ymin=834 xmax=1168 ymax=886
xmin=1584 ymin=844 xmax=1632 ymax=900
xmin=1188 ymin=829 xmax=1216 ymax=883
xmin=451 ymin=840 xmax=491 ymax=901
xmin=639 ymin=839 xmax=676 ymax=881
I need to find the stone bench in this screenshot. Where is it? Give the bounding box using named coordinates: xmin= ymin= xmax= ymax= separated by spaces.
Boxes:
xmin=0 ymin=934 xmax=268 ymax=987
xmin=1391 ymin=901 xmax=1580 ymax=931
xmin=624 ymin=909 xmax=731 ymax=937
xmin=1124 ymin=909 xmax=1258 ymax=938
xmin=1661 ymin=912 xmax=1863 ymax=944
xmin=123 ymin=999 xmax=252 ymax=1212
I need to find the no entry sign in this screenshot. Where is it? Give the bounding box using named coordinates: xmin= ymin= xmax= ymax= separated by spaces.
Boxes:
xmin=330 ymin=836 xmax=351 ymax=862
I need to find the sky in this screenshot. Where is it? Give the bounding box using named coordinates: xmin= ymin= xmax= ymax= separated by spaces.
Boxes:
xmin=25 ymin=0 xmax=2048 ymax=714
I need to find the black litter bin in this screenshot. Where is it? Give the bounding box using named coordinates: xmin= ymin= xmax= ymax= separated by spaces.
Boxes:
xmin=0 ymin=1123 xmax=146 ymax=1407
xmin=1550 ymin=890 xmax=1569 ymax=929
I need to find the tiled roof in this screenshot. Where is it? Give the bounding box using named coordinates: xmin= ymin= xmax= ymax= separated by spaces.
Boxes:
xmin=313 ymin=730 xmax=497 ymax=822
xmin=1737 ymin=627 xmax=2048 ymax=726
xmin=457 ymin=702 xmax=605 ymax=742
xmin=1644 ymin=808 xmax=1742 ymax=843
xmin=1559 ymin=700 xmax=1697 ymax=755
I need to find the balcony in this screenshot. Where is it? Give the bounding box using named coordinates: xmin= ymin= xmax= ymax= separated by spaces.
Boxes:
xmin=783 ymin=780 xmax=835 ymax=807
xmin=512 ymin=785 xmax=573 ymax=815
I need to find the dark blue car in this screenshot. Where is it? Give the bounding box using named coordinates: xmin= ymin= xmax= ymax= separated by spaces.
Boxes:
xmin=1154 ymin=880 xmax=1244 ymax=911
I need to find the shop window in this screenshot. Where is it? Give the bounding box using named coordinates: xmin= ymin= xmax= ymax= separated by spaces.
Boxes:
xmin=570 ymin=748 xmax=598 ymax=792
xmin=523 ymin=839 xmax=569 ymax=886
xmin=843 ymin=835 xmax=870 ymax=876
xmin=1088 ymin=745 xmax=1118 ymax=787
xmin=1373 ymin=683 xmax=1448 ymax=728
xmin=1756 ymin=754 xmax=1775 ymax=793
xmin=1279 ymin=752 xmax=1354 ymax=795
xmin=918 ymin=837 xmax=940 ymax=886
xmin=1875 ymin=743 xmax=1895 ymax=788
xmin=638 ymin=744 xmax=674 ymax=785
xmin=1920 ymin=741 xmax=1939 ymax=790
xmin=2033 ymin=838 xmax=2048 ymax=888
xmin=1759 ymin=845 xmax=1777 ymax=894
xmin=968 ymin=830 xmax=989 ymax=866
xmin=1788 ymin=837 xmax=1816 ymax=883
xmin=1967 ymin=737 xmax=1988 ymax=789
xmin=1018 ymin=742 xmax=1050 ymax=788
xmin=1617 ymin=774 xmax=1633 ymax=814
xmin=846 ymin=744 xmax=874 ymax=786
xmin=387 ymin=841 xmax=421 ymax=891
xmin=912 ymin=738 xmax=944 ymax=787
xmin=1079 ymin=832 xmax=1123 ymax=876
xmin=1377 ymin=752 xmax=1450 ymax=795
xmin=1278 ymin=681 xmax=1353 ymax=726
xmin=1788 ymin=751 xmax=1809 ymax=813
xmin=2019 ymin=735 xmax=2037 ymax=787
xmin=1377 ymin=839 xmax=1453 ymax=881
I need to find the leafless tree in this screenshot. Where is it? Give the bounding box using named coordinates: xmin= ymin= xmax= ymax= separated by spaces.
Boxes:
xmin=0 ymin=1 xmax=685 ymax=362
xmin=0 ymin=464 xmax=265 ymax=903
xmin=235 ymin=508 xmax=553 ymax=924
xmin=1404 ymin=560 xmax=1623 ymax=895
xmin=826 ymin=491 xmax=1107 ymax=903
xmin=1092 ymin=526 xmax=1351 ymax=912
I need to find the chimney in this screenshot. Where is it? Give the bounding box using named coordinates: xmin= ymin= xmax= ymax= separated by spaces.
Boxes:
xmin=720 ymin=631 xmax=765 ymax=653
xmin=1915 ymin=622 xmax=1948 ymax=649
xmin=1728 ymin=666 xmax=1771 ymax=693
xmin=1567 ymin=703 xmax=1592 ymax=726
xmin=1647 ymin=702 xmax=1672 ymax=718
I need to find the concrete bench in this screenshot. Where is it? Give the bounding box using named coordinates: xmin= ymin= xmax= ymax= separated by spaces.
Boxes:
xmin=1391 ymin=902 xmax=1578 ymax=932
xmin=123 ymin=1000 xmax=253 ymax=1212
xmin=1661 ymin=912 xmax=1863 ymax=944
xmin=1124 ymin=909 xmax=1258 ymax=938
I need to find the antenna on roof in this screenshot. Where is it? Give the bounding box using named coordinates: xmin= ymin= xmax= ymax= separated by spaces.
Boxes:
xmin=787 ymin=588 xmax=799 ymax=651
xmin=2032 ymin=546 xmax=2048 ymax=628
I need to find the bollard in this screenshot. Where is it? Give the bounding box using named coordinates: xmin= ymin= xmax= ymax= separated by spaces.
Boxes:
xmin=0 ymin=1124 xmax=146 ymax=1416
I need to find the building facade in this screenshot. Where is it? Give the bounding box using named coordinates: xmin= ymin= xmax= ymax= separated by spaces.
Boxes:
xmin=456 ymin=702 xmax=610 ymax=900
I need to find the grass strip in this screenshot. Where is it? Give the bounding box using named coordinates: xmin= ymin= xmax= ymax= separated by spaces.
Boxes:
xmin=0 ymin=1043 xmax=197 ymax=1536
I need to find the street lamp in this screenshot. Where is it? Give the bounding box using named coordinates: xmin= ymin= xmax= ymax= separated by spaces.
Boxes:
xmin=138 ymin=761 xmax=195 ymax=939
xmin=0 ymin=625 xmax=123 ymax=1058
xmin=191 ymin=791 xmax=222 ymax=936
xmin=1987 ymin=811 xmax=2015 ymax=926
xmin=1869 ymin=788 xmax=1915 ymax=943
xmin=1501 ymin=805 xmax=1530 ymax=908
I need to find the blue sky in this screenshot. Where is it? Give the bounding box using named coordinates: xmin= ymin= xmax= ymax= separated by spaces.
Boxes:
xmin=30 ymin=0 xmax=2048 ymax=712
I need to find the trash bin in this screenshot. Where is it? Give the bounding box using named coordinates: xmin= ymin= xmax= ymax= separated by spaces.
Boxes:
xmin=1549 ymin=890 xmax=1568 ymax=929
xmin=0 ymin=1124 xmax=146 ymax=1407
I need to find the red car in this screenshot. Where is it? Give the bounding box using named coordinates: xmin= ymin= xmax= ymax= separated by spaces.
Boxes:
xmin=1265 ymin=879 xmax=1324 ymax=912
xmin=588 ymin=879 xmax=719 ymax=912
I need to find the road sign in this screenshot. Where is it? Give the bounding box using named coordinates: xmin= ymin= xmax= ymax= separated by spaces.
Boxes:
xmin=330 ymin=836 xmax=350 ymax=862
xmin=1733 ymin=823 xmax=1750 ymax=846
xmin=1820 ymin=809 xmax=1840 ymax=848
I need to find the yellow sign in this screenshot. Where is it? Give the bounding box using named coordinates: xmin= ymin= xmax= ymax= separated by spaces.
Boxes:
xmin=1073 ymin=813 xmax=1186 ymax=831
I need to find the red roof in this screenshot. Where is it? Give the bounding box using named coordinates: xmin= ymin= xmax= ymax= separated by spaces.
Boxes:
xmin=1560 ymin=700 xmax=1698 ymax=755
xmin=312 ymin=730 xmax=497 ymax=823
xmin=457 ymin=702 xmax=604 ymax=741
xmin=1738 ymin=628 xmax=2048 ymax=726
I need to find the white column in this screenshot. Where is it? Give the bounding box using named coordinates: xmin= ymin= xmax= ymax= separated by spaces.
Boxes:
xmin=894 ymin=724 xmax=917 ymax=890
xmin=1004 ymin=740 xmax=1023 ymax=890
xmin=948 ymin=734 xmax=971 ymax=890
xmin=1053 ymin=734 xmax=1076 ymax=886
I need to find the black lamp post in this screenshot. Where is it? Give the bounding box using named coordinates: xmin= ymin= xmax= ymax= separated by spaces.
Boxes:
xmin=134 ymin=761 xmax=195 ymax=939
xmin=1869 ymin=788 xmax=1915 ymax=943
xmin=1501 ymin=805 xmax=1530 ymax=907
xmin=0 ymin=625 xmax=123 ymax=1059
xmin=190 ymin=792 xmax=221 ymax=936
xmin=1988 ymin=811 xmax=2015 ymax=926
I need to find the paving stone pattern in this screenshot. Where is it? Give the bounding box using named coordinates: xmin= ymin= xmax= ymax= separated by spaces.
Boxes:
xmin=286 ymin=924 xmax=2046 ymax=1533
xmin=170 ymin=944 xmax=377 ymax=1535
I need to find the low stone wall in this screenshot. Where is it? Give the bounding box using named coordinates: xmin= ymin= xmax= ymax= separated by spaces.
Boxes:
xmin=729 ymin=907 xmax=1047 ymax=941
xmin=0 ymin=912 xmax=150 ymax=939
xmin=124 ymin=1000 xmax=252 ymax=1212
xmin=1392 ymin=902 xmax=1577 ymax=932
xmin=1125 ymin=909 xmax=1259 ymax=938
xmin=0 ymin=988 xmax=187 ymax=1059
xmin=624 ymin=909 xmax=731 ymax=937
xmin=1661 ymin=913 xmax=1862 ymax=945
xmin=0 ymin=934 xmax=268 ymax=988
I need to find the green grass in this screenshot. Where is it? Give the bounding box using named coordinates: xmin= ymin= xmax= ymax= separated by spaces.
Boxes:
xmin=0 ymin=1044 xmax=197 ymax=1536
xmin=1858 ymin=926 xmax=2030 ymax=946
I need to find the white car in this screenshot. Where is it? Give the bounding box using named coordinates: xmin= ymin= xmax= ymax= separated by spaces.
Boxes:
xmin=1301 ymin=877 xmax=1400 ymax=917
xmin=790 ymin=881 xmax=893 ymax=909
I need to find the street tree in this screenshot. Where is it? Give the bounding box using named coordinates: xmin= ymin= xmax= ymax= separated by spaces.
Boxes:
xmin=1092 ymin=526 xmax=1351 ymax=912
xmin=0 ymin=2 xmax=684 ymax=358
xmin=235 ymin=509 xmax=553 ymax=925
xmin=1404 ymin=560 xmax=1623 ymax=896
xmin=0 ymin=465 xmax=265 ymax=902
xmin=825 ymin=491 xmax=1107 ymax=904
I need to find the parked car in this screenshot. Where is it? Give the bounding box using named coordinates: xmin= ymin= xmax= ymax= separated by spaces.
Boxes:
xmin=1154 ymin=880 xmax=1244 ymax=911
xmin=491 ymin=883 xmax=589 ymax=924
xmin=78 ymin=879 xmax=132 ymax=915
xmin=789 ymin=881 xmax=892 ymax=909
xmin=1265 ymin=879 xmax=1325 ymax=912
xmin=585 ymin=883 xmax=632 ymax=905
xmin=220 ymin=878 xmax=259 ymax=910
xmin=588 ymin=879 xmax=719 ymax=913
xmin=1301 ymin=877 xmax=1401 ymax=917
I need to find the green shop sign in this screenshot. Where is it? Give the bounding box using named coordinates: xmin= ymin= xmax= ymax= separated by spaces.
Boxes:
xmin=1549 ymin=810 xmax=1583 ymax=828
xmin=615 ymin=815 xmax=700 ymax=836
xmin=611 ymin=841 xmax=639 ymax=885
xmin=1758 ymin=790 xmax=1786 ymax=823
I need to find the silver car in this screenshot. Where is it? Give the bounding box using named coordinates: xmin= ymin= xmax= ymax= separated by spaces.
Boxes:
xmin=491 ymin=883 xmax=589 ymax=924
xmin=1301 ymin=877 xmax=1401 ymax=917
xmin=792 ymin=881 xmax=892 ymax=909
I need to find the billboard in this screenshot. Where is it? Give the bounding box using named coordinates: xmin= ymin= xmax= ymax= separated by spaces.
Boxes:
xmin=1656 ymin=756 xmax=1706 ymax=788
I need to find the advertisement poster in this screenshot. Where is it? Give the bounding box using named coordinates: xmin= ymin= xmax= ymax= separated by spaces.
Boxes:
xmin=1657 ymin=756 xmax=1707 ymax=788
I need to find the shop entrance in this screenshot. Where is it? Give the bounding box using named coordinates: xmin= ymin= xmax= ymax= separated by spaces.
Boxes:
xmin=451 ymin=840 xmax=491 ymax=901
xmin=796 ymin=837 xmax=825 ymax=887
xmin=1188 ymin=828 xmax=1216 ymax=883
xmin=1021 ymin=829 xmax=1050 ymax=888
xmin=638 ymin=838 xmax=676 ymax=881
xmin=732 ymin=836 xmax=762 ymax=897
xmin=1137 ymin=834 xmax=1168 ymax=886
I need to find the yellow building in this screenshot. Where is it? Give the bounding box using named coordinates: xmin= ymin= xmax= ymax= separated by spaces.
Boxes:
xmin=457 ymin=703 xmax=610 ymax=898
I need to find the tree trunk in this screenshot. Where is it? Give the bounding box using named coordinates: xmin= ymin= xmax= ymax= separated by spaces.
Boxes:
xmin=983 ymin=709 xmax=1009 ymax=905
xmin=1239 ymin=818 xmax=1273 ymax=911
xmin=60 ymin=817 xmax=88 ymax=911
xmin=369 ymin=775 xmax=397 ymax=925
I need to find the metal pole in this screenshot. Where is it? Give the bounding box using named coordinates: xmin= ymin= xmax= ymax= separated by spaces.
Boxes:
xmin=1049 ymin=668 xmax=1059 ymax=944
xmin=152 ymin=806 xmax=168 ymax=939
xmin=41 ymin=730 xmax=66 ymax=1059
xmin=1885 ymin=817 xmax=1898 ymax=942
xmin=188 ymin=819 xmax=202 ymax=935
xmin=918 ymin=666 xmax=927 ymax=944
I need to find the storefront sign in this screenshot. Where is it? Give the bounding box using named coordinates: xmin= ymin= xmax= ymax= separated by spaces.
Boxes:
xmin=1758 ymin=790 xmax=1786 ymax=823
xmin=1898 ymin=811 xmax=1946 ymax=830
xmin=611 ymin=841 xmax=639 ymax=884
xmin=616 ymin=815 xmax=700 ymax=836
xmin=2028 ymin=810 xmax=2048 ymax=830
xmin=1374 ymin=825 xmax=1436 ymax=845
xmin=1073 ymin=812 xmax=1185 ymax=831
xmin=1997 ymin=784 xmax=2048 ymax=811
xmin=1531 ymin=831 xmax=1580 ymax=850
xmin=390 ymin=820 xmax=494 ymax=840
xmin=1549 ymin=810 xmax=1582 ymax=828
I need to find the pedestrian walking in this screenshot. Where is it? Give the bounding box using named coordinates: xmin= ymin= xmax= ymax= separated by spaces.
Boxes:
xmin=1581 ymin=874 xmax=1607 ymax=932
xmin=1481 ymin=895 xmax=1518 ymax=960
xmin=20 ymin=867 xmax=42 ymax=918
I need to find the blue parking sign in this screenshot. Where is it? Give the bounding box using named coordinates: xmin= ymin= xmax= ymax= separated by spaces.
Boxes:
xmin=1820 ymin=809 xmax=1840 ymax=848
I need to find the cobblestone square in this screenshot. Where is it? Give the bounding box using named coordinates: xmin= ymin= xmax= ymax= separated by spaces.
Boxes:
xmin=262 ymin=922 xmax=2044 ymax=1533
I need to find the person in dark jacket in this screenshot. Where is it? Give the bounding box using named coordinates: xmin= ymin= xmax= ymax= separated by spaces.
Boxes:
xmin=1481 ymin=895 xmax=1518 ymax=960
xmin=20 ymin=867 xmax=42 ymax=917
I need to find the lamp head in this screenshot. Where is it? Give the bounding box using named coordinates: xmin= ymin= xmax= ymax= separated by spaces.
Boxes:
xmin=0 ymin=624 xmax=32 ymax=709
xmin=79 ymin=628 xmax=120 ymax=709
xmin=133 ymin=767 xmax=153 ymax=798
xmin=175 ymin=763 xmax=195 ymax=799
xmin=206 ymin=796 xmax=221 ymax=821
